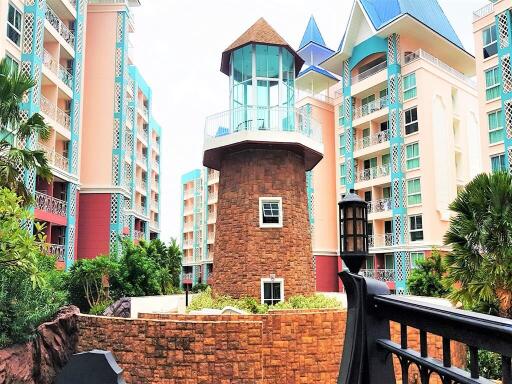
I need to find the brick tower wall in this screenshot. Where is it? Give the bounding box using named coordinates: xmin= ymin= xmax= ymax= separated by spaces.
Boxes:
xmin=212 ymin=148 xmax=316 ymax=298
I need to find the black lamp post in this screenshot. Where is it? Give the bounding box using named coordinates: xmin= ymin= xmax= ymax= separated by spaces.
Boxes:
xmin=338 ymin=189 xmax=368 ymax=274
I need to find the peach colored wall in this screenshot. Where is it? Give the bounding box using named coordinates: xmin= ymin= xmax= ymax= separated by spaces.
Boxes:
xmin=80 ymin=8 xmax=118 ymax=187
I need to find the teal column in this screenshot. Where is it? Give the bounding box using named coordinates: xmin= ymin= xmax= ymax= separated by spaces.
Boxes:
xmin=497 ymin=10 xmax=512 ymax=169
xmin=128 ymin=74 xmax=137 ymax=240
xmin=387 ymin=34 xmax=409 ymax=294
xmin=342 ymin=59 xmax=355 ymax=191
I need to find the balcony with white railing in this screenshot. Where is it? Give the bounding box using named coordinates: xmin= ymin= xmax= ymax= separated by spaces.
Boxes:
xmin=360 ymin=269 xmax=395 ymax=282
xmin=182 ymin=272 xmax=193 ymax=281
xmin=367 ymin=198 xmax=392 ymax=214
xmin=135 ymin=204 xmax=146 ymax=217
xmin=205 ymin=252 xmax=214 ymax=261
xmin=183 ymin=206 xmax=194 ymax=216
xmin=404 ymin=49 xmax=476 ymax=88
xmin=368 ymin=234 xmax=393 ymax=249
xmin=353 ymin=96 xmax=388 ymax=120
xmin=136 ymin=153 xmax=147 ymax=166
xmin=35 ymin=191 xmax=67 ymax=217
xmin=151 ymin=159 xmax=159 ymax=171
xmin=295 ymin=90 xmax=335 ymax=105
xmin=42 ymin=49 xmax=74 ymax=90
xmin=204 ymin=106 xmax=323 ymax=171
xmin=208 ymin=192 xmax=218 ymax=204
xmin=40 ymin=95 xmax=71 ymax=131
xmin=352 ymin=61 xmax=387 ymax=85
xmin=45 ymin=5 xmax=75 ymax=48
xmin=207 ymin=212 xmax=216 ymax=223
xmin=473 ymin=2 xmax=494 ymax=21
xmin=356 ymin=165 xmax=391 ymax=183
xmin=36 ymin=142 xmax=69 ymax=173
xmin=208 ymin=170 xmax=219 ymax=184
xmin=182 ymin=239 xmax=193 ymax=249
xmin=136 ymin=179 xmax=147 ymax=192
xmin=207 ymin=232 xmax=215 ymax=243
xmin=354 ymin=130 xmax=390 ymax=152
xmin=133 ymin=230 xmax=145 ymax=240
xmin=183 ymin=189 xmax=194 ymax=199
xmin=151 ymin=200 xmax=158 ymax=211
xmin=46 ymin=243 xmax=65 ymax=262
xmin=183 ymin=222 xmax=193 ymax=232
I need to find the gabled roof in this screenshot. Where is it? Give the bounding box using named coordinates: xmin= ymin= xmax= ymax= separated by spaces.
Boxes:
xmin=299 ymin=15 xmax=326 ymax=49
xmin=220 ymin=17 xmax=304 ymax=76
xmin=298 ymin=65 xmax=339 ymax=82
xmin=358 ymin=0 xmax=463 ymax=49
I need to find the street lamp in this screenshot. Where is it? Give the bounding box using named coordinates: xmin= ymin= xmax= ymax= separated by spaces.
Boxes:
xmin=338 ymin=189 xmax=368 ymax=274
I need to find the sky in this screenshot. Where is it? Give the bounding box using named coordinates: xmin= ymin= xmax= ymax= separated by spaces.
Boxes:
xmin=129 ymin=0 xmax=488 ymax=242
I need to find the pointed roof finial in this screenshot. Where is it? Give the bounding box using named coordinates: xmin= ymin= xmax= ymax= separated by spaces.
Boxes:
xmin=299 ymin=15 xmax=326 ymax=50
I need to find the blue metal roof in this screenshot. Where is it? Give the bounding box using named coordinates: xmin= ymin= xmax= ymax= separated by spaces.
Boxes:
xmin=298 ymin=65 xmax=339 ymax=81
xmin=299 ymin=15 xmax=326 ymax=49
xmin=358 ymin=0 xmax=463 ymax=49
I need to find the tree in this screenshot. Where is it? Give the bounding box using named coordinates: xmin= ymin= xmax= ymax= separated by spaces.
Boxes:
xmin=444 ymin=172 xmax=512 ymax=318
xmin=143 ymin=238 xmax=182 ymax=290
xmin=407 ymin=249 xmax=450 ymax=297
xmin=0 ymin=58 xmax=52 ymax=205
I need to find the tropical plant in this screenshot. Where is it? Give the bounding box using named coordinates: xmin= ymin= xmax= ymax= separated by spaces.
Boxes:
xmin=0 ymin=58 xmax=52 ymax=205
xmin=191 ymin=283 xmax=209 ymax=293
xmin=142 ymin=238 xmax=182 ymax=292
xmin=444 ymin=172 xmax=512 ymax=318
xmin=406 ymin=250 xmax=450 ymax=297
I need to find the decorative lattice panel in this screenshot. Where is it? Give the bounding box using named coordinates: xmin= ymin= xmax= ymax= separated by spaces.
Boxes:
xmin=391 ymin=110 xmax=398 ymax=137
xmin=401 ymin=179 xmax=407 ymax=208
xmin=498 ymin=12 xmax=510 ymax=49
xmin=67 ymin=226 xmax=75 ymax=263
xmin=69 ymin=184 xmax=77 ymax=216
xmin=395 ymin=251 xmax=403 ymax=280
xmin=344 ymin=97 xmax=351 ymax=120
xmin=113 ymin=119 xmax=120 ymax=148
xmin=115 ymin=48 xmax=122 ymax=77
xmin=393 ymin=215 xmax=403 ymax=245
xmin=76 ymin=22 xmax=84 ymax=54
xmin=22 ymin=14 xmax=34 ymax=54
xmin=73 ymin=103 xmax=80 ymax=135
xmin=71 ymin=141 xmax=78 ymax=173
xmin=506 ymin=101 xmax=512 ymax=140
xmin=346 ymin=158 xmax=353 ymax=184
xmin=114 ymin=83 xmax=121 ymax=112
xmin=389 ymin=75 xmax=396 ymax=104
xmin=345 ymin=128 xmax=352 ymax=152
xmin=116 ymin=13 xmax=124 ymax=43
xmin=343 ymin=60 xmax=350 ymax=87
xmin=35 ymin=18 xmax=43 ymax=58
xmin=396 ymin=34 xmax=401 ymax=65
xmin=392 ymin=179 xmax=400 ymax=209
xmin=388 ymin=35 xmax=395 ymax=65
xmin=110 ymin=194 xmax=119 ymax=224
xmin=26 ymin=168 xmax=36 ymax=193
xmin=508 ymin=147 xmax=512 ymax=172
xmin=112 ymin=154 xmax=119 ymax=185
xmin=502 ymin=55 xmax=512 ymax=93
xmin=74 ymin=61 xmax=81 ymax=94
xmin=392 ymin=144 xmax=400 ymax=174
xmin=79 ymin=0 xmax=86 ymax=13
xmin=397 ymin=75 xmax=403 ymax=103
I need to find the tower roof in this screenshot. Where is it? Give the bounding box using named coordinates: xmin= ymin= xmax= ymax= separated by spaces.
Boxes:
xmin=220 ymin=18 xmax=304 ymax=76
xmin=299 ymin=15 xmax=326 ymax=49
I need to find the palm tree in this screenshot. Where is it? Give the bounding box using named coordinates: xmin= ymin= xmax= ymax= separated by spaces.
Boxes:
xmin=444 ymin=172 xmax=512 ymax=318
xmin=0 ymin=58 xmax=52 ymax=204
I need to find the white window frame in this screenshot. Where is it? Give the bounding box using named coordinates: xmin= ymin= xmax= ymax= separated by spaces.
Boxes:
xmin=407 ymin=178 xmax=422 ymax=206
xmin=403 ymin=73 xmax=417 ymax=100
xmin=404 ymin=107 xmax=419 ymax=135
xmin=260 ymin=277 xmax=284 ymax=305
xmin=406 ymin=142 xmax=420 ymax=170
xmin=259 ymin=197 xmax=283 ymax=228
xmin=488 ymin=109 xmax=504 ymax=145
xmin=482 ymin=25 xmax=498 ymax=59
xmin=410 ymin=252 xmax=425 ymax=268
xmin=485 ymin=67 xmax=501 ymax=101
xmin=7 ymin=3 xmax=22 ymax=47
xmin=409 ymin=215 xmax=424 ymax=242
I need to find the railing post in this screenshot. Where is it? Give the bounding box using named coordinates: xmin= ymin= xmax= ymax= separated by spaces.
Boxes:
xmin=337 ymin=272 xmax=395 ymax=383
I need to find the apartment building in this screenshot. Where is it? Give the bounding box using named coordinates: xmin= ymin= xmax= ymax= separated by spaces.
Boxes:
xmin=473 ymin=0 xmax=512 ymax=173
xmin=320 ymin=0 xmax=481 ymax=293
xmin=77 ymin=0 xmax=162 ymax=259
xmin=180 ymin=168 xmax=218 ymax=289
xmin=0 ymin=0 xmax=86 ymax=270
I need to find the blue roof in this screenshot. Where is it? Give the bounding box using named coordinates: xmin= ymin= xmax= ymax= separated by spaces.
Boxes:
xmin=358 ymin=0 xmax=463 ymax=49
xmin=298 ymin=65 xmax=339 ymax=81
xmin=299 ymin=16 xmax=326 ymax=49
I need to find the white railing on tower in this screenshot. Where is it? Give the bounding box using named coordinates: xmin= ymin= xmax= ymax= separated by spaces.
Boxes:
xmin=354 ymin=130 xmax=390 ymax=151
xmin=367 ymin=198 xmax=392 ymax=214
xmin=356 ymin=165 xmax=391 ymax=182
xmin=353 ymin=96 xmax=388 ymax=119
xmin=368 ymin=234 xmax=393 ymax=248
xmin=352 ymin=61 xmax=387 ymax=84
xmin=45 ymin=5 xmax=75 ymax=47
xmin=473 ymin=3 xmax=494 ymax=21
xmin=360 ymin=269 xmax=395 ymax=281
xmin=35 ymin=191 xmax=67 ymax=216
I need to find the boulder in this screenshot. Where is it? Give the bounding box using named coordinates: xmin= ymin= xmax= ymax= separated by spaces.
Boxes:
xmin=103 ymin=297 xmax=131 ymax=318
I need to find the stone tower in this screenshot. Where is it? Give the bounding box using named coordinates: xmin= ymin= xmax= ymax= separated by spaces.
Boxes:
xmin=203 ymin=18 xmax=324 ymax=303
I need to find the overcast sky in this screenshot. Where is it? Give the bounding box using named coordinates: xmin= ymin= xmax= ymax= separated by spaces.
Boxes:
xmin=129 ymin=0 xmax=488 ymax=242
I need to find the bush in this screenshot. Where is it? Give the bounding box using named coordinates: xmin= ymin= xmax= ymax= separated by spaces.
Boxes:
xmin=191 ymin=283 xmax=209 ymax=293
xmin=272 ymin=295 xmax=341 ymax=310
xmin=407 ymin=250 xmax=450 ymax=297
xmin=471 ymin=350 xmax=502 ymax=380
xmin=89 ymin=300 xmax=113 ymax=316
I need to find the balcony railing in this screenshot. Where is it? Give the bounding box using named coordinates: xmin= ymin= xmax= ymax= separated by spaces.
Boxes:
xmin=368 ymin=234 xmax=393 ymax=248
xmin=208 ymin=192 xmax=218 ymax=203
xmin=360 ymin=269 xmax=395 ymax=282
xmin=354 ymin=130 xmax=390 ymax=151
xmin=183 ymin=222 xmax=193 ymax=232
xmin=45 ymin=6 xmax=75 ymax=47
xmin=183 ymin=189 xmax=194 ymax=199
xmin=208 ymin=171 xmax=219 ymax=184
xmin=46 ymin=243 xmax=65 ymax=262
xmin=42 ymin=49 xmax=73 ymax=89
xmin=133 ymin=230 xmax=145 ymax=240
xmin=207 ymin=212 xmax=216 ymax=223
xmin=136 ymin=180 xmax=147 ymax=191
xmin=352 ymin=61 xmax=387 ymax=84
xmin=356 ymin=165 xmax=390 ymax=182
xmin=182 ymin=239 xmax=193 ymax=249
xmin=207 ymin=233 xmax=215 ymax=243
xmin=473 ymin=2 xmax=494 ymax=20
xmin=36 ymin=142 xmax=69 ymax=172
xmin=204 ymin=106 xmax=322 ymax=144
xmin=295 ymin=90 xmax=335 ymax=105
xmin=353 ymin=96 xmax=388 ymax=120
xmin=206 ymin=252 xmax=214 ymax=261
xmin=368 ymin=198 xmax=392 ymax=214
xmin=35 ymin=191 xmax=67 ymax=216
xmin=141 ymin=105 xmax=149 ymax=119
xmin=151 ymin=200 xmax=158 ymax=211
xmin=40 ymin=95 xmax=71 ymax=130
xmin=135 ymin=204 xmax=146 ymax=216
xmin=404 ymin=49 xmax=476 ymax=88
xmin=334 ymin=89 xmax=343 ymax=98
xmin=182 ymin=273 xmax=193 ymax=281
xmin=137 ymin=153 xmax=147 ymax=165
xmin=151 ymin=159 xmax=159 ymax=170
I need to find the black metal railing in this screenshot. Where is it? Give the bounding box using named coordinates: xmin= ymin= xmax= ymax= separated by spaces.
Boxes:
xmin=338 ymin=272 xmax=512 ymax=384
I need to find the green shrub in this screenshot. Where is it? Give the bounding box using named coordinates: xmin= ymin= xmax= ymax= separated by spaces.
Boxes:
xmin=407 ymin=250 xmax=450 ymax=297
xmin=89 ymin=301 xmax=113 ymax=316
xmin=272 ymin=294 xmax=341 ymax=310
xmin=191 ymin=283 xmax=209 ymax=293
xmin=471 ymin=350 xmax=502 ymax=380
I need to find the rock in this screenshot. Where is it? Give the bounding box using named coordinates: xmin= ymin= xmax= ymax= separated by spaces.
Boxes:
xmin=0 ymin=305 xmax=79 ymax=384
xmin=103 ymin=298 xmax=131 ymax=318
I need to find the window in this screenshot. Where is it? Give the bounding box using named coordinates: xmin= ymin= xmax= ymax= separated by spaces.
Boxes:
xmin=339 ymin=134 xmax=345 ymax=156
xmin=382 ymin=153 xmax=390 ymax=168
xmin=259 ymin=197 xmax=282 ymax=228
xmin=338 ymin=104 xmax=343 ymax=126
xmin=7 ymin=4 xmax=22 ymax=47
xmin=404 ymin=107 xmax=418 ymax=135
xmin=5 ymin=55 xmax=19 ymax=73
xmin=491 ymin=153 xmax=506 ymax=172
xmin=406 ymin=143 xmax=420 ymax=170
xmin=485 ymin=67 xmax=501 ymax=100
xmin=409 ymin=215 xmax=424 ymax=241
xmin=411 ymin=252 xmax=424 ymax=268
xmin=385 ymin=254 xmax=394 ymax=269
xmin=340 ymin=164 xmax=346 ymax=186
xmin=261 ymin=278 xmax=283 ymax=305
xmin=488 ymin=109 xmax=504 ymax=144
xmin=361 ymin=94 xmax=375 ymax=115
xmin=379 ymin=88 xmax=388 ymax=99
xmin=482 ymin=25 xmax=498 ymax=59
xmin=407 ymin=178 xmax=422 ymax=205
xmin=403 ymin=73 xmax=417 ymax=100
xmin=383 ymin=187 xmax=391 ymax=199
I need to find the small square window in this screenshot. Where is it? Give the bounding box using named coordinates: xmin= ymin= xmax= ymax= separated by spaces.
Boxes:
xmin=7 ymin=4 xmax=22 ymax=47
xmin=259 ymin=197 xmax=282 ymax=228
xmin=404 ymin=107 xmax=418 ymax=135
xmin=409 ymin=215 xmax=424 ymax=242
xmin=261 ymin=278 xmax=284 ymax=305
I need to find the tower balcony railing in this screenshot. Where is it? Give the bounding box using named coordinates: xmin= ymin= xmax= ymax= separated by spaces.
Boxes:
xmin=35 ymin=191 xmax=67 ymax=217
xmin=182 ymin=239 xmax=193 ymax=249
xmin=473 ymin=2 xmax=494 ymax=20
xmin=183 ymin=222 xmax=193 ymax=231
xmin=41 ymin=243 xmax=65 ymax=262
xmin=40 ymin=95 xmax=71 ymax=131
xmin=133 ymin=230 xmax=145 ymax=240
xmin=36 ymin=142 xmax=69 ymax=173
xmin=207 ymin=232 xmax=215 ymax=243
xmin=360 ymin=268 xmax=395 ymax=282
xmin=183 ymin=206 xmax=194 ymax=215
xmin=151 ymin=159 xmax=159 ymax=170
xmin=42 ymin=49 xmax=74 ymax=89
xmin=204 ymin=106 xmax=323 ymax=144
xmin=208 ymin=170 xmax=219 ymax=184
xmin=295 ymin=90 xmax=335 ymax=105
xmin=368 ymin=234 xmax=393 ymax=248
xmin=353 ymin=96 xmax=388 ymax=120
xmin=45 ymin=5 xmax=75 ymax=47
xmin=352 ymin=61 xmax=387 ymax=85
xmin=356 ymin=165 xmax=391 ymax=183
xmin=183 ymin=189 xmax=194 ymax=199
xmin=151 ymin=200 xmax=158 ymax=211
xmin=136 ymin=153 xmax=147 ymax=165
xmin=135 ymin=204 xmax=146 ymax=216
xmin=137 ymin=126 xmax=148 ymax=142
xmin=182 ymin=273 xmax=193 ymax=281
xmin=208 ymin=192 xmax=218 ymax=203
xmin=354 ymin=130 xmax=390 ymax=151
xmin=368 ymin=198 xmax=392 ymax=214
xmin=207 ymin=212 xmax=216 ymax=223
xmin=404 ymin=49 xmax=476 ymax=88
xmin=206 ymin=251 xmax=214 ymax=261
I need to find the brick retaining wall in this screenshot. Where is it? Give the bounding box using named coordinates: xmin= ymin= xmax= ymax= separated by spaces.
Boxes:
xmin=77 ymin=310 xmax=465 ymax=383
